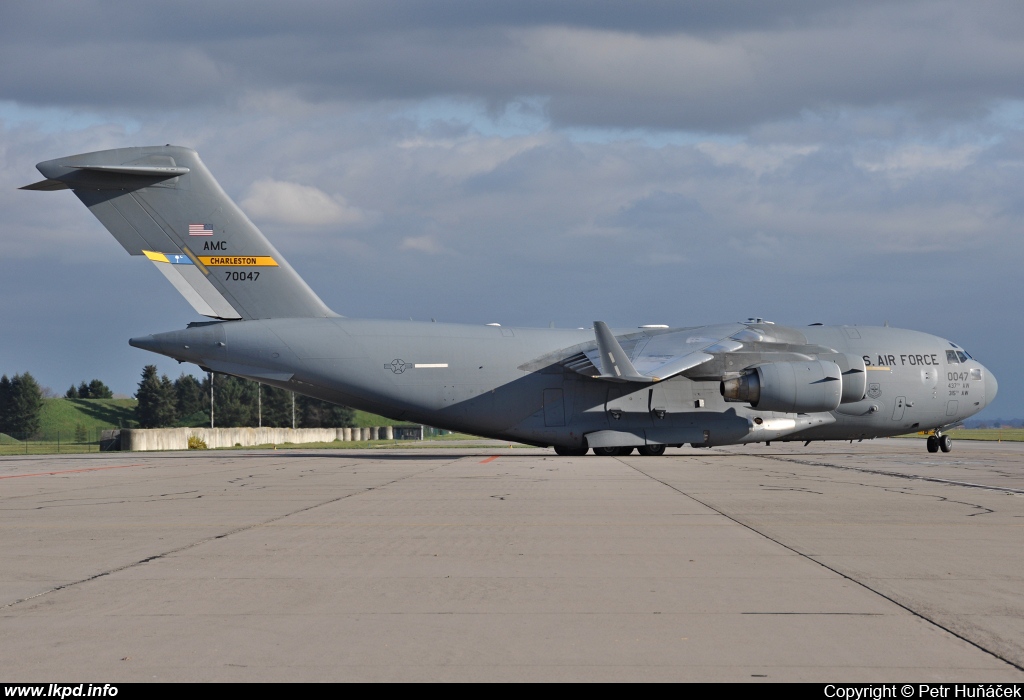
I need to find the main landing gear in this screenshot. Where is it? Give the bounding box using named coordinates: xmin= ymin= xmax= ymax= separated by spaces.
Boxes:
xmin=554 ymin=444 xmax=668 ymax=457
xmin=926 ymin=431 xmax=952 ymax=454
xmin=593 ymin=446 xmax=634 ymax=456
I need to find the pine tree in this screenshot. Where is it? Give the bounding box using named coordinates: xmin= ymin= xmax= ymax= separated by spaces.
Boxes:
xmin=6 ymin=373 xmax=42 ymax=438
xmin=87 ymin=379 xmax=113 ymax=399
xmin=299 ymin=396 xmax=355 ymax=428
xmin=135 ymin=365 xmax=177 ymax=428
xmin=259 ymin=385 xmax=294 ymax=428
xmin=65 ymin=384 xmax=79 ymax=399
xmin=210 ymin=374 xmax=257 ymax=427
xmin=77 ymin=381 xmax=91 ymax=399
xmin=174 ymin=374 xmax=204 ymax=423
xmin=0 ymin=375 xmax=12 ymax=436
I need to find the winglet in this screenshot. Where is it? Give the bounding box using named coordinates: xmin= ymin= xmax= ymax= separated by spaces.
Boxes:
xmin=593 ymin=321 xmax=654 ymax=383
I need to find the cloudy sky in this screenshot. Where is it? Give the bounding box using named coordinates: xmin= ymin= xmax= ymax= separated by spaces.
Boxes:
xmin=1 ymin=1 xmax=1022 ymax=417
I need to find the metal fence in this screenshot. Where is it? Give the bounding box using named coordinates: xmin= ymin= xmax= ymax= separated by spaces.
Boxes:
xmin=0 ymin=428 xmax=120 ymax=455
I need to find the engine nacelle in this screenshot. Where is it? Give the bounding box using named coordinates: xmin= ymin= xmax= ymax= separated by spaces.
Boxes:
xmin=829 ymin=353 xmax=867 ymax=404
xmin=721 ymin=360 xmax=843 ymax=413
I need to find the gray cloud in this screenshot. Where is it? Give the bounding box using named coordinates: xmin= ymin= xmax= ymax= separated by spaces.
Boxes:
xmin=3 ymin=2 xmax=1024 ymax=130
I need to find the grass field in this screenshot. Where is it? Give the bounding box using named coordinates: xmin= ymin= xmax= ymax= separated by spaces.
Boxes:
xmin=902 ymin=428 xmax=1024 ymax=442
xmin=0 ymin=439 xmax=109 ymax=455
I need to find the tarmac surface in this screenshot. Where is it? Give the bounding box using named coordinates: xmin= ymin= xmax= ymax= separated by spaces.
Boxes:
xmin=1 ymin=439 xmax=1023 ymax=682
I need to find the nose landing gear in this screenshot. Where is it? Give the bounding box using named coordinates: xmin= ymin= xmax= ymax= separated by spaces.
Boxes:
xmin=926 ymin=432 xmax=952 ymax=453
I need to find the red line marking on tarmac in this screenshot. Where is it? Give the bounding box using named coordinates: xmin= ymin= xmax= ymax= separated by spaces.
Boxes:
xmin=0 ymin=464 xmax=144 ymax=480
xmin=479 ymin=456 xmax=500 ymax=464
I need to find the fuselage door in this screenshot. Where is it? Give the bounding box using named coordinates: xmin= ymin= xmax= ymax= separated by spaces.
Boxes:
xmin=892 ymin=396 xmax=906 ymax=421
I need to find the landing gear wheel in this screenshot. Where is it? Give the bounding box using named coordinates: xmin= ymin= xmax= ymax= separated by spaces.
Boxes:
xmin=637 ymin=444 xmax=667 ymax=456
xmin=554 ymin=446 xmax=588 ymax=457
xmin=593 ymin=446 xmax=634 ymax=456
xmin=939 ymin=434 xmax=952 ymax=453
xmin=927 ymin=436 xmax=939 ymax=453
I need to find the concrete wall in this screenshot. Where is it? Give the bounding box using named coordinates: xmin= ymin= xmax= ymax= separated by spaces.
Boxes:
xmin=120 ymin=426 xmax=402 ymax=452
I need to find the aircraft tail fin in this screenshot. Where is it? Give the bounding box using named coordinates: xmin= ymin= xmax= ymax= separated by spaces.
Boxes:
xmin=22 ymin=145 xmax=336 ymax=320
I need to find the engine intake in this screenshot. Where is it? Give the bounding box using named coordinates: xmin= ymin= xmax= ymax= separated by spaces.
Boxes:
xmin=722 ymin=360 xmax=843 ymax=413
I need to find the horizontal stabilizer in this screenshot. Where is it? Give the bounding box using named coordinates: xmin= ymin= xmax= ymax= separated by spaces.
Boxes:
xmin=70 ymin=164 xmax=190 ymax=176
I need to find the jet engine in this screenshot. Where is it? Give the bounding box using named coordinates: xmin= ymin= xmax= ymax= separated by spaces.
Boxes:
xmin=721 ymin=360 xmax=843 ymax=413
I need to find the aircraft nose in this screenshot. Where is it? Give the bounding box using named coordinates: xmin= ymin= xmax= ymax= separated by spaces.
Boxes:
xmin=984 ymin=366 xmax=998 ymax=405
xmin=128 ymin=334 xmax=158 ymax=352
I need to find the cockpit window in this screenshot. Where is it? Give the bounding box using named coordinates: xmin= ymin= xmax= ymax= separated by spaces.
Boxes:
xmin=946 ymin=350 xmax=959 ymax=364
xmin=956 ymin=351 xmax=969 ymax=363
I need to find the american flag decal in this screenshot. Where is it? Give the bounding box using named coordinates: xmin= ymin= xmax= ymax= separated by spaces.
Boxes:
xmin=188 ymin=223 xmax=214 ymax=236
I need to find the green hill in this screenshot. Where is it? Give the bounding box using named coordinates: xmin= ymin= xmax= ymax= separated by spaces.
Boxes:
xmin=38 ymin=398 xmax=138 ymax=438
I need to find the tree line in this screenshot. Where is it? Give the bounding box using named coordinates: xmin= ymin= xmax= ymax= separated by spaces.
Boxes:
xmin=134 ymin=365 xmax=355 ymax=429
xmin=0 ymin=367 xmax=356 ymax=439
xmin=65 ymin=379 xmax=113 ymax=399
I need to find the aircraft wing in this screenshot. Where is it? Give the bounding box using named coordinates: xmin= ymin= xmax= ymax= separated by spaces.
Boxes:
xmin=540 ymin=321 xmax=845 ymax=384
xmin=551 ymin=323 xmax=746 ymax=383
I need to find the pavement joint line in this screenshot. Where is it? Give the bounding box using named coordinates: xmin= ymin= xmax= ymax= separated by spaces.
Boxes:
xmin=0 ymin=463 xmax=144 ymax=480
xmin=760 ymin=455 xmax=1024 ymax=495
xmin=0 ymin=454 xmax=458 ymax=613
xmin=621 ymin=457 xmax=1024 ymax=674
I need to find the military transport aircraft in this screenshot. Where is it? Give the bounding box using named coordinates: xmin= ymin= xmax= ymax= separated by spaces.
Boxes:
xmin=23 ymin=146 xmax=997 ymax=456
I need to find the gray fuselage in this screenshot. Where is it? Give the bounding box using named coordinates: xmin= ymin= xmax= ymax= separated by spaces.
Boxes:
xmin=131 ymin=318 xmax=997 ymax=449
